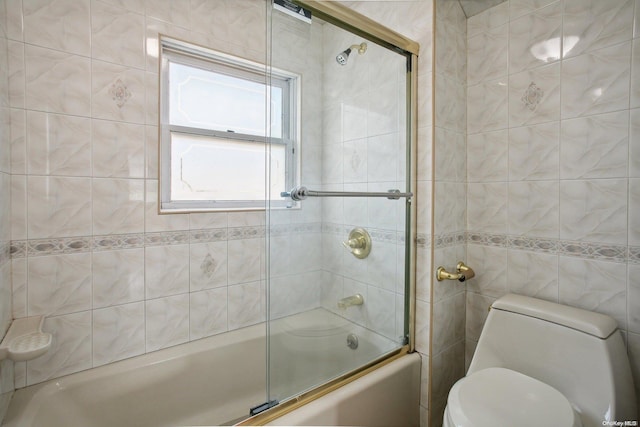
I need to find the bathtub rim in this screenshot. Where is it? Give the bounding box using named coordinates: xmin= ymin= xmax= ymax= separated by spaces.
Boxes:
xmin=237 ymin=344 xmax=411 ymax=426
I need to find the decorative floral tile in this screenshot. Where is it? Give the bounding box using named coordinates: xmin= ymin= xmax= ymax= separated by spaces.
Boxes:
xmin=109 ymin=78 xmax=131 ymax=108
xmin=521 ymin=82 xmax=544 ymax=111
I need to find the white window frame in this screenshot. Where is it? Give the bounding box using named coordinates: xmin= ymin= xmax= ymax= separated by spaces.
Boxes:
xmin=159 ymin=36 xmax=299 ymax=212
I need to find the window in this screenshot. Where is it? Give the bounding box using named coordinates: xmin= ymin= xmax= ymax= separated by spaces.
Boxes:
xmin=159 ymin=37 xmax=298 ymax=212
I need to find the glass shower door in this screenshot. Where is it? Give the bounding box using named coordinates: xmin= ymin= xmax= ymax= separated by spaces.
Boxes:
xmin=265 ymin=1 xmax=413 ymax=406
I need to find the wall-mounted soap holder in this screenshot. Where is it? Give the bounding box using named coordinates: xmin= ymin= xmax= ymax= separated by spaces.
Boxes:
xmin=0 ymin=316 xmax=52 ymax=362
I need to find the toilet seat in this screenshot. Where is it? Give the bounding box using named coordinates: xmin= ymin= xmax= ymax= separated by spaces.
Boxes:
xmin=445 ymin=367 xmax=582 ymax=427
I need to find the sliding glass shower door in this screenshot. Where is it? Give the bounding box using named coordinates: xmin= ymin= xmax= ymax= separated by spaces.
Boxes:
xmin=265 ymin=0 xmax=415 ymax=407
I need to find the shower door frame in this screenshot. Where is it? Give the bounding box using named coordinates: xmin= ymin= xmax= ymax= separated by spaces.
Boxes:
xmin=240 ymin=1 xmax=419 ymax=424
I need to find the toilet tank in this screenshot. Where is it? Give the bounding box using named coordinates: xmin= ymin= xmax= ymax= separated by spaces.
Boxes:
xmin=468 ymin=294 xmax=637 ymax=426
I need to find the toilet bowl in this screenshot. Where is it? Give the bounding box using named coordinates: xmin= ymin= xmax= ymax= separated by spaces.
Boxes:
xmin=443 ymin=367 xmax=582 ymax=427
xmin=443 ymin=294 xmax=637 ymax=427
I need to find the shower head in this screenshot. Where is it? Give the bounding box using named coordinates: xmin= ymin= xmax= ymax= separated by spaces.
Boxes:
xmin=335 ymin=42 xmax=367 ymax=65
xmin=336 ymin=48 xmax=351 ymax=65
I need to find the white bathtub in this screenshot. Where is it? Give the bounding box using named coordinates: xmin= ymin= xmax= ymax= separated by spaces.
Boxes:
xmin=2 ymin=308 xmax=420 ymax=427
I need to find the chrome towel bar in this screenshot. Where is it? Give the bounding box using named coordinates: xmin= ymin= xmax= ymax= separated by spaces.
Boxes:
xmin=281 ymin=186 xmax=413 ymax=201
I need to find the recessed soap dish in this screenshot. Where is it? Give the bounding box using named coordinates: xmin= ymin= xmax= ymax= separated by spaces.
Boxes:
xmin=0 ymin=316 xmax=52 ymax=362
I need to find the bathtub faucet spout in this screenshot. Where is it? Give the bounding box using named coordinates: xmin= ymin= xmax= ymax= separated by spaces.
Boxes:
xmin=338 ymin=294 xmax=364 ymax=309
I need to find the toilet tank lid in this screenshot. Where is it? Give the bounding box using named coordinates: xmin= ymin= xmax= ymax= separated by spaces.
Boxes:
xmin=492 ymin=294 xmax=618 ymax=339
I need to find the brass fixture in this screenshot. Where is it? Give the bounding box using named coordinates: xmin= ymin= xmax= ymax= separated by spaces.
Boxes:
xmin=343 ymin=228 xmax=372 ymax=259
xmin=338 ymin=294 xmax=364 ymax=309
xmin=436 ymin=261 xmax=475 ymax=282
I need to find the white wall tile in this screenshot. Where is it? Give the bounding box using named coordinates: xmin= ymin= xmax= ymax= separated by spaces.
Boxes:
xmin=367 ymin=133 xmax=397 ymax=183
xmin=366 ymin=240 xmax=397 ymax=292
xmin=10 ymin=108 xmax=25 ymax=174
xmin=367 ymin=182 xmax=400 ymax=230
xmin=145 ymin=294 xmax=189 ymax=352
xmin=190 ymin=288 xmax=228 ymax=340
xmin=26 ymin=111 xmax=91 ymax=176
xmin=435 ymin=128 xmax=465 ymax=182
xmin=559 ymin=179 xmax=628 ymax=244
xmin=561 ymin=42 xmax=631 ymax=119
xmin=227 ymin=238 xmax=263 ymax=285
xmin=92 ymin=249 xmax=145 ymax=308
xmin=98 ymin=0 xmax=145 ymax=14
xmin=630 ymin=179 xmax=640 ymax=245
xmin=560 ymin=111 xmax=629 ymax=179
xmin=468 ymin=25 xmax=507 ymax=86
xmin=436 ymin=73 xmax=466 ymax=132
xmin=467 ymin=1 xmax=508 ymax=37
xmin=11 ymin=259 xmax=27 ymax=319
xmin=227 ymin=211 xmax=264 ymax=227
xmin=632 ymin=109 xmax=640 ymax=178
xmin=145 ymin=0 xmax=191 ymax=29
xmin=91 ymin=60 xmax=145 ymax=124
xmin=467 ymin=182 xmax=507 ymax=233
xmin=465 ymin=292 xmax=495 ymax=342
xmin=144 ymin=71 xmax=158 ymax=126
xmin=228 ymin=281 xmax=264 ymax=330
xmin=8 ymin=41 xmax=24 ymax=109
xmin=26 ymin=311 xmax=91 ymax=386
xmin=23 ymin=0 xmax=90 ymax=56
xmin=431 ymin=340 xmax=464 ymax=406
xmin=189 ymin=241 xmax=227 ymax=291
xmin=508 ymin=181 xmax=559 ymax=238
xmin=509 ymin=0 xmax=559 ymax=20
xmin=91 ymin=1 xmax=145 ymax=69
xmin=467 ymin=78 xmax=508 ymax=134
xmin=508 ymin=122 xmax=560 ymax=181
xmin=92 ymin=178 xmax=145 ymax=235
xmin=322 ymin=143 xmax=343 ymax=185
xmin=508 ymin=62 xmax=561 ymax=127
xmin=0 ymin=175 xmax=8 ymax=243
xmin=629 ymin=264 xmax=640 ymax=333
xmin=467 ymin=130 xmax=508 ymax=182
xmin=559 ymin=256 xmax=627 ymax=328
xmin=27 ymin=176 xmax=92 ymax=239
xmin=466 ymin=245 xmax=508 ymax=298
xmin=508 ymin=250 xmax=559 ymax=302
xmin=92 ymin=302 xmax=145 ymax=366
xmin=366 ymin=286 xmax=397 ymax=340
xmin=368 ymin=82 xmax=400 ymax=137
xmin=10 ymin=175 xmax=26 ymax=240
xmin=5 ymin=0 xmax=24 ymax=41
xmin=433 ymin=292 xmax=465 ymax=351
xmin=144 ymin=125 xmax=158 ymax=179
xmin=562 ymin=0 xmax=634 ymax=58
xmin=414 ymin=299 xmax=431 ymax=355
xmin=92 ymin=120 xmax=145 ymax=178
xmin=25 ymin=45 xmax=91 ymax=116
xmin=27 ymin=253 xmax=91 ymax=316
xmin=145 ymin=244 xmax=189 ymax=299
xmin=343 ymin=184 xmax=367 ymax=230
xmin=509 ymin=2 xmax=562 ymax=73
xmin=632 ymin=39 xmax=640 ymax=108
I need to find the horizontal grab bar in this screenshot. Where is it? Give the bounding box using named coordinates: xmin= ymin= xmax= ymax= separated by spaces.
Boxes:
xmin=280 ymin=186 xmax=413 ymax=201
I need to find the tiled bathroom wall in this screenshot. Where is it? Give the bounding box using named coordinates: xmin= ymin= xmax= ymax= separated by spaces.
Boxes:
xmin=337 ymin=2 xmax=434 ymax=426
xmin=464 ymin=0 xmax=640 ymax=411
xmin=6 ymin=0 xmax=273 ymax=388
xmin=316 ymin=19 xmax=408 ymax=343
xmin=0 ymin=0 xmax=14 ymax=420
xmin=431 ymin=1 xmax=467 ymax=425
xmin=265 ymin=11 xmax=324 ymax=322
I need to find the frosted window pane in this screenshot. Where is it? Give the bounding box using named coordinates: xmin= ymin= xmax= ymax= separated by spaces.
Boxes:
xmin=171 ymin=132 xmax=285 ymax=201
xmin=169 ymin=62 xmax=282 ymax=138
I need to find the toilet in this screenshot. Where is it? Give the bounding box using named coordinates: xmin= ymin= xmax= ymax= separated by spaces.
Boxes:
xmin=443 ymin=294 xmax=637 ymax=427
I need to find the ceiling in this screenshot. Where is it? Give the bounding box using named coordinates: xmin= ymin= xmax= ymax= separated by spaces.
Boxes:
xmin=458 ymin=0 xmax=507 ymax=18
